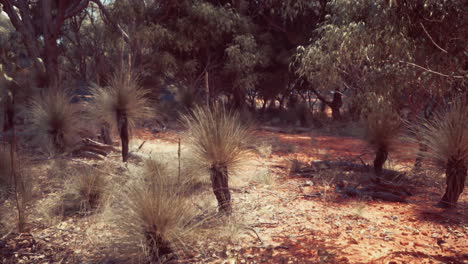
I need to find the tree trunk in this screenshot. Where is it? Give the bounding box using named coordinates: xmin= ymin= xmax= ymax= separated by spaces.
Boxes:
xmin=312 ymin=89 xmax=343 ymax=121
xmin=232 ymin=89 xmax=244 ymax=109
xmin=438 ymin=158 xmax=466 ymax=208
xmin=44 ymin=36 xmax=60 ymax=88
xmin=374 ymin=146 xmax=388 ymax=176
xmin=3 ymin=93 xmax=14 ymax=133
xmin=145 ymin=226 xmax=173 ymax=262
xmin=100 ymin=123 xmax=113 ymax=145
xmin=118 ymin=111 xmax=129 ymax=162
xmin=330 ymin=92 xmax=343 ymax=121
xmin=210 ymin=165 xmax=231 ymax=214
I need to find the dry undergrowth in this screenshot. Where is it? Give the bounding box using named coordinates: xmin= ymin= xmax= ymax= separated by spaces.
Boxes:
xmin=27 ymin=88 xmax=81 ymax=155
xmin=41 ymin=162 xmax=110 ymax=223
xmin=114 ymin=157 xmax=224 ymax=263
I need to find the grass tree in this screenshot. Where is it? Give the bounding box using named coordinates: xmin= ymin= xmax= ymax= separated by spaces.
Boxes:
xmin=182 ymin=104 xmax=253 ymax=214
xmin=412 ymin=98 xmax=468 ymax=208
xmin=119 ymin=158 xmax=203 ymax=262
xmin=28 ymin=88 xmax=80 ymax=154
xmin=363 ymin=95 xmax=402 ymax=176
xmin=89 ymin=67 xmax=150 ymax=162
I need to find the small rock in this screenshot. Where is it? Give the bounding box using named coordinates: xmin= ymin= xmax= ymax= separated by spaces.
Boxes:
xmin=303 ymin=181 xmax=313 ymax=186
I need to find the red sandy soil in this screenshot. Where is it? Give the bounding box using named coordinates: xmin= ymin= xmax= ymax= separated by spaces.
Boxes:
xmin=1 ymin=127 xmax=466 ymax=264
xmin=228 ymin=129 xmax=467 ymax=264
xmin=135 ymin=128 xmax=467 ymax=264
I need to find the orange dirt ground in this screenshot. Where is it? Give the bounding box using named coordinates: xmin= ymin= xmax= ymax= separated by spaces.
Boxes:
xmin=138 ymin=128 xmax=467 ymax=264
xmin=1 ymin=127 xmax=466 ymax=264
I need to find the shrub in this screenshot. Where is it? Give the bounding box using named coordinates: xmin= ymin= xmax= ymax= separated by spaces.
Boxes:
xmin=181 ymin=103 xmax=253 ymax=214
xmin=410 ymin=97 xmax=468 ymax=208
xmin=27 ymin=88 xmax=80 ymax=154
xmin=118 ymin=158 xmax=204 ymax=262
xmin=89 ymin=67 xmax=151 ymax=162
xmin=75 ymin=166 xmax=106 ymax=211
xmin=362 ymin=95 xmax=402 ymax=176
xmin=50 ymin=165 xmax=106 ymax=218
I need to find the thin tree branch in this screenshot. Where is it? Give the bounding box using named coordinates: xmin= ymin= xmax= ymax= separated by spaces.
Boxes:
xmin=91 ymin=0 xmax=130 ymax=44
xmin=420 ymin=22 xmax=448 ymax=54
xmin=400 ymin=61 xmax=464 ymax=79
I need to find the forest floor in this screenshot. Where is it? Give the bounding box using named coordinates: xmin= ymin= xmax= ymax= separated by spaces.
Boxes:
xmin=1 ymin=124 xmax=467 ymax=264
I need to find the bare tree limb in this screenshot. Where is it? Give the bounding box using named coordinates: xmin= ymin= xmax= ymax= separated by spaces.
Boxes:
xmin=401 ymin=61 xmax=464 ymax=79
xmin=91 ymin=0 xmax=130 ymax=44
xmin=420 ymin=22 xmax=448 ymax=54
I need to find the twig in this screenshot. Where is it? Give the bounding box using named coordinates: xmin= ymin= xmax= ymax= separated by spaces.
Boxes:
xmin=273 ymin=231 xmax=316 ymax=239
xmin=420 ymin=22 xmax=448 ymax=54
xmin=137 ymin=141 xmax=146 ymax=151
xmin=242 ymin=226 xmax=263 ymax=244
xmin=400 ymin=61 xmax=464 ymax=79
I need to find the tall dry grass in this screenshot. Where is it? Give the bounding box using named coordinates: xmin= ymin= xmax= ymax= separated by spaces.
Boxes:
xmin=27 ymin=88 xmax=80 ymax=154
xmin=88 ymin=66 xmax=151 ymax=161
xmin=181 ymin=104 xmax=253 ymax=170
xmin=362 ymin=95 xmax=402 ymax=175
xmin=408 ymin=97 xmax=468 ymax=208
xmin=117 ymin=158 xmax=208 ymax=263
xmin=181 ymin=103 xmax=253 ymax=214
xmin=88 ymin=68 xmax=151 ymax=132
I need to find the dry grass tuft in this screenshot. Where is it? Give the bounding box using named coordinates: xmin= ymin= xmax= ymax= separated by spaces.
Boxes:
xmin=27 ymin=88 xmax=81 ymax=154
xmin=362 ymin=97 xmax=402 ymax=153
xmin=47 ymin=165 xmax=107 ymax=218
xmin=181 ymin=103 xmax=254 ymax=170
xmin=117 ymin=158 xmax=209 ymax=262
xmin=408 ymin=97 xmax=468 ymax=207
xmin=410 ymin=98 xmax=468 ymax=168
xmin=88 ymin=67 xmax=152 ymax=132
xmin=289 ymin=157 xmax=305 ymax=174
xmin=75 ymin=166 xmax=106 ymax=211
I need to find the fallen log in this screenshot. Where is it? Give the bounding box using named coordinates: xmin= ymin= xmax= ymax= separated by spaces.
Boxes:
xmin=336 ymin=181 xmax=410 ymax=203
xmin=69 ymin=138 xmax=117 ymax=160
xmin=72 ymin=151 xmax=105 ymax=160
xmin=81 ymin=138 xmax=118 ymax=152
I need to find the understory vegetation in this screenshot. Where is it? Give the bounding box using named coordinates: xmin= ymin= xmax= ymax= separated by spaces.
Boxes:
xmin=0 ymin=0 xmax=466 ymax=263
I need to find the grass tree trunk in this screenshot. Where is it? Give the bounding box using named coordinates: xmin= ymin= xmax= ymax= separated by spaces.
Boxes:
xmin=118 ymin=111 xmax=129 ymax=162
xmin=100 ymin=123 xmax=113 ymax=145
xmin=413 ymin=143 xmax=428 ymax=171
xmin=210 ymin=165 xmax=231 ymax=214
xmin=145 ymin=227 xmax=173 ymax=262
xmin=374 ymin=146 xmax=388 ymax=176
xmin=438 ymin=158 xmax=467 ymax=208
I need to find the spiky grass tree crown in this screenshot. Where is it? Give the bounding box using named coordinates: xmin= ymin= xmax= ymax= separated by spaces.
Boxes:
xmin=182 ymin=103 xmax=253 ymax=169
xmin=28 ymin=89 xmax=80 ymax=154
xmin=88 ymin=68 xmax=151 ymax=131
xmin=414 ymin=97 xmax=468 ymax=168
xmin=362 ymin=95 xmax=402 ymax=151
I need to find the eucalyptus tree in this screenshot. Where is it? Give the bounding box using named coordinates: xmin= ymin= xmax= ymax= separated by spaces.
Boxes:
xmin=294 ymin=0 xmax=466 ymax=119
